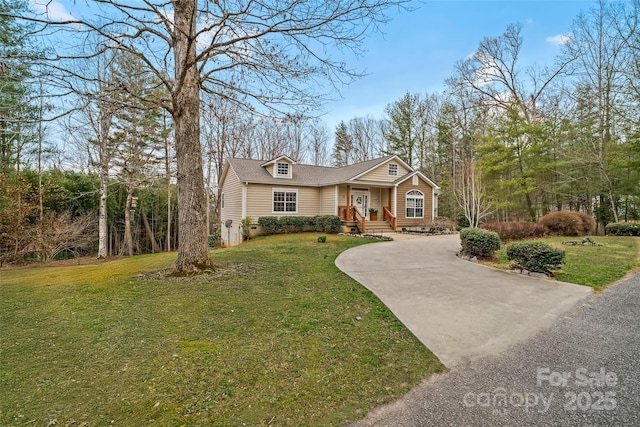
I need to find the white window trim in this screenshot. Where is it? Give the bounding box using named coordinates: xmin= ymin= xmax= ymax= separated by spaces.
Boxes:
xmin=388 ymin=163 xmax=398 ymax=176
xmin=406 ymin=190 xmax=424 ymax=219
xmin=412 ymin=175 xmax=418 ymax=185
xmin=274 ymin=162 xmax=292 ymax=179
xmin=272 ymin=188 xmax=298 ymax=214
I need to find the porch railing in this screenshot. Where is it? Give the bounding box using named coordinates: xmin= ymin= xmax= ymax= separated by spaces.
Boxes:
xmin=350 ymin=206 xmax=366 ymax=233
xmin=338 ymin=205 xmax=351 ymax=221
xmin=383 ymin=206 xmax=397 ymax=231
xmin=338 ymin=205 xmax=368 ymax=233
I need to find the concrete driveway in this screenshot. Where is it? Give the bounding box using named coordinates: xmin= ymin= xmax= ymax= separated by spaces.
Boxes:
xmin=335 ymin=234 xmax=592 ymax=367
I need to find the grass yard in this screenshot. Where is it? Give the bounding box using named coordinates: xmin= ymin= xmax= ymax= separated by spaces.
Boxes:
xmin=487 ymin=236 xmax=640 ymax=290
xmin=0 ymin=234 xmax=444 ymax=426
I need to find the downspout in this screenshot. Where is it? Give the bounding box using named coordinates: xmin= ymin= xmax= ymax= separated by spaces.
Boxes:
xmin=242 ymin=182 xmax=248 ymax=218
xmin=241 ymin=182 xmax=248 ymax=245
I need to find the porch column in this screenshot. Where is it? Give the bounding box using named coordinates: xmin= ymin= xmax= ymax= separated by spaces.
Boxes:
xmin=346 ymin=185 xmax=351 ymax=220
xmin=393 ymin=185 xmax=397 ymax=217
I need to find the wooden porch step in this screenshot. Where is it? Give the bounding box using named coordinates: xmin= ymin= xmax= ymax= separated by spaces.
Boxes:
xmin=365 ymin=221 xmax=395 ymax=234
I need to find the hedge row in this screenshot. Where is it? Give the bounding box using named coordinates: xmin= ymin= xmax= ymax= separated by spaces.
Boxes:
xmin=459 ymin=227 xmax=501 ymax=258
xmin=481 ymin=211 xmax=597 ymax=241
xmin=481 ymin=221 xmax=546 ymax=241
xmin=539 ymin=211 xmax=596 ymax=236
xmin=605 ymin=222 xmax=640 ymax=236
xmin=257 ymin=215 xmax=342 ymax=235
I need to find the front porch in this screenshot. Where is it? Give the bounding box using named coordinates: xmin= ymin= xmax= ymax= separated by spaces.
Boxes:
xmin=337 ymin=184 xmax=397 ymax=234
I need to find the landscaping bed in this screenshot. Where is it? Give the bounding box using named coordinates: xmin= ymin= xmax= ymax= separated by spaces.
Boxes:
xmin=483 ymin=236 xmax=639 ymax=290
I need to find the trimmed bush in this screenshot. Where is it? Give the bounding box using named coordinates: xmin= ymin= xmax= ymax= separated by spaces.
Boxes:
xmin=317 ymin=235 xmax=327 ymax=243
xmin=459 ymin=227 xmax=501 ymax=258
xmin=258 ymin=215 xmax=342 ymax=235
xmin=506 ymin=241 xmax=565 ymax=275
xmin=574 ymin=212 xmax=596 ymax=235
xmin=279 ymin=216 xmax=305 ymax=233
xmin=320 ymin=215 xmax=342 ymax=234
xmin=481 ymin=221 xmax=546 ymax=241
xmin=605 ymin=222 xmax=640 ymax=236
xmin=257 ymin=216 xmax=280 ymax=235
xmin=539 ymin=211 xmax=594 ymax=236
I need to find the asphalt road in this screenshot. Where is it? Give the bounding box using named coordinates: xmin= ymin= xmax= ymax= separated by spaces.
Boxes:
xmin=352 ymin=272 xmax=640 ymax=426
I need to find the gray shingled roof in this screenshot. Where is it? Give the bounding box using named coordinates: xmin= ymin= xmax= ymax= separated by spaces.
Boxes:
xmin=227 ymin=156 xmax=397 ymax=187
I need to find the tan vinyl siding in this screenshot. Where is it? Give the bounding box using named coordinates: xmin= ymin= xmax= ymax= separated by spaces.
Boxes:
xmin=396 ymin=177 xmax=434 ymax=227
xmin=220 ymin=167 xmax=244 ymax=245
xmin=246 ymin=184 xmax=322 ymax=219
xmin=381 ymin=188 xmax=390 ymax=210
xmin=338 ymin=186 xmax=348 ymax=207
xmin=369 ymin=187 xmax=388 ymax=213
xmin=358 ymin=161 xmax=411 ymax=183
xmin=320 ymin=186 xmax=337 ymax=215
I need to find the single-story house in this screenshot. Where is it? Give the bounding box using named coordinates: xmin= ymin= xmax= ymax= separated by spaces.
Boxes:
xmin=219 ymin=154 xmax=441 ymax=246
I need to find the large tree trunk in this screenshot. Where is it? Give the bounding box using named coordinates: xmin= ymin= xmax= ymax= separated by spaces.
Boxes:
xmin=172 ymin=0 xmax=212 ymax=274
xmin=164 ymin=114 xmax=172 ymax=252
xmin=141 ymin=203 xmax=162 ymax=253
xmin=97 ymin=96 xmax=112 ymax=259
xmin=123 ymin=188 xmax=134 ymax=256
xmin=97 ymin=137 xmax=109 ymax=259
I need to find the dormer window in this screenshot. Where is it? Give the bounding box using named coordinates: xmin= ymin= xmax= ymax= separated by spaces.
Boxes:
xmin=277 ymin=162 xmax=289 ymax=176
xmin=388 ymin=163 xmax=398 ymax=176
xmin=261 ymin=155 xmax=295 ymax=179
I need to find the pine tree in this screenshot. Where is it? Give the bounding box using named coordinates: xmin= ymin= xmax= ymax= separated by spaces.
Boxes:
xmin=332 ymin=121 xmax=353 ymax=166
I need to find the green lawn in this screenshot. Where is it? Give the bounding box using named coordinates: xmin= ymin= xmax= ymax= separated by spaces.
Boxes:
xmin=0 ymin=234 xmax=444 ymax=426
xmin=488 ymin=236 xmax=640 ymax=290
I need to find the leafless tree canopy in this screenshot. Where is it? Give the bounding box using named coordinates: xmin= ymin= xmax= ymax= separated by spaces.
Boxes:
xmin=8 ymin=0 xmax=410 ymax=273
xmin=17 ymin=0 xmax=409 ymax=115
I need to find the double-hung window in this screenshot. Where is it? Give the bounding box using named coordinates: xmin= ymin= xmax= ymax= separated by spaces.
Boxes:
xmin=273 ymin=189 xmax=297 ymax=213
xmin=388 ymin=163 xmax=398 ymax=176
xmin=406 ymin=190 xmax=424 ymax=218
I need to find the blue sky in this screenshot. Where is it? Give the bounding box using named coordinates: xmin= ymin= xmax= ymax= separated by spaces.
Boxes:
xmin=321 ymin=0 xmax=593 ymax=130
xmin=29 ymin=0 xmax=594 ymax=133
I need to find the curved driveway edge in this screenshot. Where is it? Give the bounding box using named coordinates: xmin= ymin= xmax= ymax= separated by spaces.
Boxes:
xmin=335 ymin=234 xmax=592 ymax=368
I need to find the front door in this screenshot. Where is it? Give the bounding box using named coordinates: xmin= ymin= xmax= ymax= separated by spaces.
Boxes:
xmin=351 ymin=191 xmax=369 ymax=219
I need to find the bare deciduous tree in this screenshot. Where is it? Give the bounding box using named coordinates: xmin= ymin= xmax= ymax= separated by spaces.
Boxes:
xmin=562 ymin=0 xmax=628 ymax=227
xmin=13 ymin=0 xmax=410 ymax=274
xmin=347 ymin=116 xmax=384 ymax=163
xmin=307 ymin=119 xmax=330 ymax=166
xmin=454 ymin=159 xmax=490 ymax=228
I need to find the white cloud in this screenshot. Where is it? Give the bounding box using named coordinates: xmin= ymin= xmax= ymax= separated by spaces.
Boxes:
xmin=546 ymin=34 xmax=571 ymax=46
xmin=29 ymin=0 xmax=75 ymax=21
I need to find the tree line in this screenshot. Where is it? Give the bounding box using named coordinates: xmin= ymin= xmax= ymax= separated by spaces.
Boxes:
xmin=1 ymin=0 xmax=638 ymax=266
xmin=331 ymin=1 xmax=640 ymax=231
